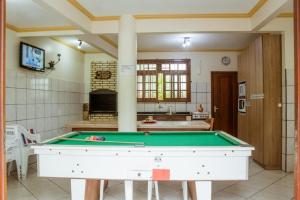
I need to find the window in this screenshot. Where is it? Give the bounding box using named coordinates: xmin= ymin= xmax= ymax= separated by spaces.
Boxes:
xmin=137 ymin=59 xmax=191 ymax=102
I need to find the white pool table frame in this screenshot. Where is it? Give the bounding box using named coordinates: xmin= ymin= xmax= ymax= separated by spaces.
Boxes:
xmin=33 ymin=131 xmax=254 ymax=200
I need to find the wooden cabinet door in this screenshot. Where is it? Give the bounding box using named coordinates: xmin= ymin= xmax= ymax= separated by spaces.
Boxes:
xmin=249 ymin=99 xmax=264 ymax=164
xmin=262 ymin=35 xmax=282 ymax=169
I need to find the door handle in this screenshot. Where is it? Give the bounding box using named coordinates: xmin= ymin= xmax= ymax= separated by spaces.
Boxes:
xmin=214 ymin=105 xmax=219 ymax=113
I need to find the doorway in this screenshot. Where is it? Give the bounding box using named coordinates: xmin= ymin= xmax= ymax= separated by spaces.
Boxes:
xmin=211 ymin=71 xmax=238 ymax=137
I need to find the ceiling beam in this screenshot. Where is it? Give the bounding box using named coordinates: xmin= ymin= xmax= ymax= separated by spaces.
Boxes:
xmin=92 ymin=18 xmax=252 ymax=34
xmin=33 ymin=0 xmax=118 ymax=57
xmin=77 ymin=34 xmax=117 ymax=58
xmin=251 ymin=0 xmax=290 ymax=30
xmin=33 ymin=0 xmax=92 ymax=32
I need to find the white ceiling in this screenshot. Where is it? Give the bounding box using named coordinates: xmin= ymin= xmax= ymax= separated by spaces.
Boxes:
xmin=6 ymin=0 xmax=293 ymax=28
xmin=7 ymin=0 xmax=72 ymax=27
xmin=280 ymin=0 xmax=293 ymax=12
xmin=103 ymin=33 xmax=259 ymax=51
xmin=5 ymin=0 xmax=293 ymax=54
xmin=53 ymin=36 xmax=101 ymax=53
xmin=77 ymin=0 xmax=260 ymax=16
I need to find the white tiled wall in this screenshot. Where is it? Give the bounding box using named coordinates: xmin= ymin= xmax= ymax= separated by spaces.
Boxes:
xmin=5 ymin=69 xmax=84 ymax=141
xmin=137 ymin=82 xmax=211 ymax=114
xmin=282 ymin=68 xmax=296 ymax=172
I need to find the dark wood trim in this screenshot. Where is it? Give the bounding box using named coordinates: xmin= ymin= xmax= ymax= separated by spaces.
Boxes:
xmin=294 ymin=0 xmax=300 ymax=198
xmin=0 ymin=0 xmax=6 ymax=199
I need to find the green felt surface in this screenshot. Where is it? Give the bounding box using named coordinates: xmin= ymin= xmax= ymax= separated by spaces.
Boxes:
xmin=47 ymin=131 xmax=241 ymax=146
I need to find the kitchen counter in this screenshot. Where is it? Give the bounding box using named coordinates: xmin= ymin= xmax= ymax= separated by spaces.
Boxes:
xmin=65 ymin=120 xmax=211 ymax=132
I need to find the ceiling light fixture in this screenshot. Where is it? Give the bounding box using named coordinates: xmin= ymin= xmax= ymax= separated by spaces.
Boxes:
xmin=77 ymin=40 xmax=83 ymax=49
xmin=182 ymin=37 xmax=191 ymax=48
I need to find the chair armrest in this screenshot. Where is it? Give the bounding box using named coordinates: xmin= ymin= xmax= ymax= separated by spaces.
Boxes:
xmin=17 ymin=125 xmax=41 ymax=143
xmin=25 ymin=133 xmax=41 ymax=143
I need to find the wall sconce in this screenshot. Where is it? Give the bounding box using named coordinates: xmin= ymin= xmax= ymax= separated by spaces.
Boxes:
xmin=182 ymin=37 xmax=191 ymax=48
xmin=47 ymin=53 xmax=61 ymax=70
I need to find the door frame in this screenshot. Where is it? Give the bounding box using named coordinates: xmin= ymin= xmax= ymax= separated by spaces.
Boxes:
xmin=294 ymin=0 xmax=300 ymax=198
xmin=211 ymin=71 xmax=238 ymax=136
xmin=0 ymin=0 xmax=6 ymax=199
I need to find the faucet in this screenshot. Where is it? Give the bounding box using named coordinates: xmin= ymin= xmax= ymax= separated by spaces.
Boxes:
xmin=168 ymin=106 xmax=173 ymax=115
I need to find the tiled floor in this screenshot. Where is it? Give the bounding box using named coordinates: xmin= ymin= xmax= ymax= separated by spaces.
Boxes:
xmin=7 ymin=160 xmax=294 ymax=200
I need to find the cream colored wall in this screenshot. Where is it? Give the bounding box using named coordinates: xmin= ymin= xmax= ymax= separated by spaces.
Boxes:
xmin=6 ymin=29 xmax=85 ymax=83
xmin=5 ymin=29 xmax=85 ymax=140
xmin=138 ymin=51 xmax=238 ymax=83
xmin=260 ymin=18 xmax=294 ymax=69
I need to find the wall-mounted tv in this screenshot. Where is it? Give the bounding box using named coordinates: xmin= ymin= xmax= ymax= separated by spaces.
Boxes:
xmin=20 ymin=42 xmax=45 ymax=72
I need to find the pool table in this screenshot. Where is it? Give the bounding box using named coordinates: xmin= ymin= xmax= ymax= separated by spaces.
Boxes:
xmin=33 ymin=131 xmax=254 ymax=200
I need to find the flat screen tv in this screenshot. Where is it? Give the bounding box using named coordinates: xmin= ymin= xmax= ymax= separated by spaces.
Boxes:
xmin=20 ymin=42 xmax=45 ymax=72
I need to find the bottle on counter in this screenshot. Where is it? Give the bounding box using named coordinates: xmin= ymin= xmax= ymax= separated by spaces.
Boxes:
xmin=197 ymin=104 xmax=204 ymax=112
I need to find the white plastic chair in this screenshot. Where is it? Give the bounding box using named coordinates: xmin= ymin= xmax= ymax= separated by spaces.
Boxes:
xmin=5 ymin=126 xmax=21 ymax=180
xmin=6 ymin=124 xmax=41 ymax=180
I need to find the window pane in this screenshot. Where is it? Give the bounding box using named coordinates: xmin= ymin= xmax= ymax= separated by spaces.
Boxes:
xmin=151 ymin=83 xmax=156 ymax=90
xmin=173 ymin=75 xmax=178 ymax=82
xmin=158 ymin=73 xmax=164 ymax=101
xmin=174 ymin=91 xmax=178 ymax=98
xmin=149 ymin=64 xmax=157 ymax=70
xmin=145 ymin=83 xmax=150 ymax=90
xmin=151 ymin=75 xmax=156 ymax=82
xmin=181 ymin=91 xmax=187 ymax=98
xmin=145 ymin=91 xmax=150 ymax=98
xmin=136 ymin=64 xmax=140 ymax=70
xmin=143 ymin=64 xmax=148 ymax=70
xmin=165 ymin=75 xmax=171 ymax=82
xmin=137 ymin=83 xmax=143 ymax=90
xmin=166 ymin=91 xmax=171 ymax=98
xmin=145 ymin=75 xmax=150 ymax=82
xmin=173 ymin=83 xmax=178 ymax=90
xmin=137 ymin=76 xmax=143 ymax=82
xmin=181 ymin=83 xmax=186 ymax=90
xmin=180 ymin=75 xmax=186 ymax=82
xmin=170 ymin=64 xmax=177 ymax=70
xmin=137 ymin=91 xmax=143 ymax=98
xmin=162 ymin=64 xmax=169 ymax=70
xmin=151 ymin=91 xmax=157 ymax=98
xmin=166 ymin=83 xmax=171 ymax=90
xmin=179 ymin=64 xmax=186 ymax=70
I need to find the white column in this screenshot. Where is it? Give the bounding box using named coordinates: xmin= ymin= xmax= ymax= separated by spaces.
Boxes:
xmin=118 ymin=15 xmax=137 ymax=132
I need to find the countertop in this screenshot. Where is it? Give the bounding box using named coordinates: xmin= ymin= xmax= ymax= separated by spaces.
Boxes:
xmin=65 ymin=120 xmax=211 ymax=131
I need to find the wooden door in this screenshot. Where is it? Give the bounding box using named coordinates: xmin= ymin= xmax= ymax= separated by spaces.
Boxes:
xmin=211 ymin=72 xmax=238 ymax=136
xmin=0 ymin=0 xmax=6 ymax=200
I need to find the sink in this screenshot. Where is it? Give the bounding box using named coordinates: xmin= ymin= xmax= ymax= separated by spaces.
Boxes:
xmin=137 ymin=112 xmax=191 ymax=115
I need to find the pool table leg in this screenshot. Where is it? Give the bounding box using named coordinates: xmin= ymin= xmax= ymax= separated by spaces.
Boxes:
xmin=195 ymin=181 xmax=212 ymax=200
xmin=71 ymin=179 xmax=86 ymax=200
xmin=124 ymin=180 xmax=133 ymax=200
